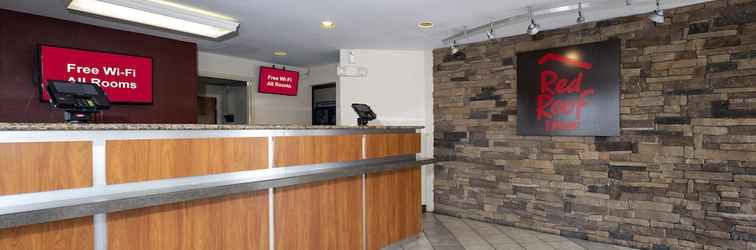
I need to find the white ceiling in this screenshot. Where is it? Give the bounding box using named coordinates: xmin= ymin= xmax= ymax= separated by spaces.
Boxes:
xmin=0 ymin=0 xmax=706 ymax=67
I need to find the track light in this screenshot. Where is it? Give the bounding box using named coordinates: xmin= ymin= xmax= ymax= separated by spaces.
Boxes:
xmin=450 ymin=40 xmax=460 ymax=55
xmin=648 ymin=0 xmax=664 ymax=24
xmin=526 ymin=7 xmax=541 ymax=36
xmin=576 ymin=3 xmax=585 ymax=23
xmin=486 ymin=22 xmax=495 ymax=40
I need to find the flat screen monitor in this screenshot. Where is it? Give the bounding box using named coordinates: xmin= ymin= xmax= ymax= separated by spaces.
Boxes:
xmin=38 ymin=45 xmax=153 ymax=104
xmin=258 ymin=66 xmax=299 ymax=96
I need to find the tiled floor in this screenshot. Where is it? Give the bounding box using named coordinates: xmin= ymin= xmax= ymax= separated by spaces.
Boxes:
xmin=391 ymin=213 xmax=638 ymax=250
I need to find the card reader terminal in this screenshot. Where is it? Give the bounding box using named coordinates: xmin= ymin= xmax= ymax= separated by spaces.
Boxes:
xmin=46 ymin=80 xmax=111 ymax=123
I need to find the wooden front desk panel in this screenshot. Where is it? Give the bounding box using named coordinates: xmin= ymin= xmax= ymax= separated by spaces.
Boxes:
xmin=0 ymin=133 xmax=420 ymax=250
xmin=365 ymin=133 xmax=422 ymax=249
xmin=366 ymin=166 xmax=422 ymax=250
xmin=0 ymin=141 xmax=92 ymax=195
xmin=106 ymin=137 xmax=269 ymax=250
xmin=274 ymin=135 xmax=362 ymax=166
xmin=106 ymin=137 xmax=268 ymax=184
xmin=275 ymin=176 xmax=363 ymax=250
xmin=0 ymin=217 xmax=93 ymax=250
xmin=0 ymin=141 xmax=94 ymax=250
xmin=108 ymin=192 xmax=268 ymax=250
xmin=365 ymin=133 xmax=421 ymax=159
xmin=274 ymin=135 xmax=363 ymax=250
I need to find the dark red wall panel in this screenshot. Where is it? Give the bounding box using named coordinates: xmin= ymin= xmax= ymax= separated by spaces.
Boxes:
xmin=0 ymin=9 xmax=197 ymax=123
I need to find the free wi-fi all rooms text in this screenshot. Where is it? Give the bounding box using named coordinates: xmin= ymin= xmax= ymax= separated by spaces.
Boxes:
xmin=64 ymin=63 xmax=139 ymax=89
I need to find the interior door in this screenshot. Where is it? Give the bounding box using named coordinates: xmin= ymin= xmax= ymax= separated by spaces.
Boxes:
xmin=197 ymin=96 xmax=217 ymax=124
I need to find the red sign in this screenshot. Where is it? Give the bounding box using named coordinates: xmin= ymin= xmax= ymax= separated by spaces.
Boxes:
xmin=39 ymin=45 xmax=153 ymax=103
xmin=258 ymin=66 xmax=299 ymax=96
xmin=517 ymin=40 xmax=620 ymax=136
xmin=536 ymin=53 xmax=595 ymax=132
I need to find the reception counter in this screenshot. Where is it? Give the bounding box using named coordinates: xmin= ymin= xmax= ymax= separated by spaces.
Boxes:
xmin=0 ymin=124 xmax=427 ymax=250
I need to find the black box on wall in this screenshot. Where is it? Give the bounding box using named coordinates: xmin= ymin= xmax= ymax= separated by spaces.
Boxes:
xmin=516 ymin=40 xmax=620 ymax=136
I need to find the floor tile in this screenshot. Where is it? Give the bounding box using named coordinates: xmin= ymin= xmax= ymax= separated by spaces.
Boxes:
xmin=519 ymin=242 xmax=556 ymax=250
xmin=392 ymin=213 xmax=639 ymax=250
xmin=546 ymin=240 xmax=585 ymax=250
xmin=434 ymin=247 xmax=467 ymax=250
xmin=534 ymin=233 xmax=569 ymax=243
xmin=492 ymin=244 xmax=525 ymax=250
xmin=460 ymin=244 xmax=495 ymax=250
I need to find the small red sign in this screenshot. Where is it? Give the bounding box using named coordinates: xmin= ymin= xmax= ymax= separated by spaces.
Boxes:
xmin=258 ymin=66 xmax=299 ymax=96
xmin=39 ymin=45 xmax=153 ymax=103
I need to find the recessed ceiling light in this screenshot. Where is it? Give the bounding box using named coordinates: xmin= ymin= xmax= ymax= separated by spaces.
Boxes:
xmin=273 ymin=51 xmax=287 ymax=56
xmin=417 ymin=21 xmax=434 ymax=29
xmin=320 ymin=20 xmax=336 ymax=29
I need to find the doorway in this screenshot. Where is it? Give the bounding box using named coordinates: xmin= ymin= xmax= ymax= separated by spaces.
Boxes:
xmin=198 ymin=76 xmax=249 ymax=124
xmin=312 ymin=83 xmax=336 ymax=125
xmin=197 ymin=96 xmax=218 ymax=124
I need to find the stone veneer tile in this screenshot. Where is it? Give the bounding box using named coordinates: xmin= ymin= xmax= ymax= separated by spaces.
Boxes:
xmin=432 ymin=0 xmax=756 ymax=249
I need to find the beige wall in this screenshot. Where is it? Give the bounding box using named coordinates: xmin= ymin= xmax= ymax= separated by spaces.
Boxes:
xmin=198 ymin=52 xmax=338 ymax=125
xmin=337 ymin=49 xmax=435 ymax=210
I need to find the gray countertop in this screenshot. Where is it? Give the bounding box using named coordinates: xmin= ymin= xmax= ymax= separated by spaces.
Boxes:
xmin=0 ymin=123 xmax=423 ymax=131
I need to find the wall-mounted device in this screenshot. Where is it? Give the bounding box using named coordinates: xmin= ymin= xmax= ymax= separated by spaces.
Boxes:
xmin=46 ymin=80 xmax=111 ymax=123
xmin=337 ymin=64 xmax=368 ymax=77
xmin=351 ymin=103 xmax=376 ymax=126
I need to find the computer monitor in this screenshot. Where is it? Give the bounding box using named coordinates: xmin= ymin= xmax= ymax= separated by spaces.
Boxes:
xmin=351 ymin=103 xmax=376 ymax=126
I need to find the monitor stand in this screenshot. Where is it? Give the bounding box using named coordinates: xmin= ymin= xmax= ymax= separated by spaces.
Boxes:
xmin=357 ymin=118 xmax=369 ymax=126
xmin=64 ymin=111 xmax=93 ymax=123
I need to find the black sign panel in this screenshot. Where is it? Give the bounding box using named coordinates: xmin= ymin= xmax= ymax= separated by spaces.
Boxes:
xmin=516 ymin=40 xmax=620 ymax=136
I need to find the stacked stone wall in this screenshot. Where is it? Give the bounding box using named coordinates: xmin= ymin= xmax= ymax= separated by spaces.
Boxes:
xmin=433 ymin=0 xmax=756 ymax=249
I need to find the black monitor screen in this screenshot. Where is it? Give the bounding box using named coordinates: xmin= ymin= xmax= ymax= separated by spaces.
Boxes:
xmin=51 ymin=81 xmax=100 ymax=95
xmin=353 ymin=104 xmax=371 ymax=112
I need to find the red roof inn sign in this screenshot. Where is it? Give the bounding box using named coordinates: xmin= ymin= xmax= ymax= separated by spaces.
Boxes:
xmin=516 ymin=40 xmax=620 ymax=136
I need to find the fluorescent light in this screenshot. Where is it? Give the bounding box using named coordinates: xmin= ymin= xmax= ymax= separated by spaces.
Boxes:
xmin=68 ymin=0 xmax=239 ymax=38
xmin=273 ymin=51 xmax=288 ymax=56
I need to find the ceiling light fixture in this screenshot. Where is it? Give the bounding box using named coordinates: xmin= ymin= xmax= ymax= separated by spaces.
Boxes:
xmin=67 ymin=0 xmax=239 ymax=38
xmin=576 ymin=3 xmax=586 ymax=23
xmin=526 ymin=7 xmax=541 ymax=36
xmin=648 ymin=0 xmax=664 ymax=24
xmin=418 ymin=21 xmax=434 ymax=29
xmin=486 ymin=22 xmax=495 ymax=40
xmin=273 ymin=51 xmax=288 ymax=56
xmin=320 ymin=20 xmax=336 ymax=29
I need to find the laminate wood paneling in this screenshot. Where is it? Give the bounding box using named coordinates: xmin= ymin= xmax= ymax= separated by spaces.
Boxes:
xmin=274 ymin=135 xmax=362 ymax=167
xmin=108 ymin=192 xmax=268 ymax=250
xmin=275 ymin=176 xmax=363 ymax=250
xmin=0 ymin=217 xmax=93 ymax=250
xmin=107 ymin=137 xmax=268 ymax=184
xmin=365 ymin=133 xmax=421 ymax=159
xmin=0 ymin=141 xmax=92 ymax=195
xmin=366 ymin=166 xmax=422 ymax=250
